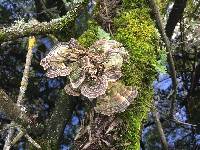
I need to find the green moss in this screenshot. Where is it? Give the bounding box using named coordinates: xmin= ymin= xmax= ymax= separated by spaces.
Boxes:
xmin=119 ymin=87 xmax=154 ymax=149
xmin=77 ymin=2 xmax=159 ymax=149
xmin=113 ymin=2 xmax=159 ymax=150
xmin=78 ymin=20 xmax=99 ymax=47
xmin=122 ymin=0 xmax=147 ymax=9
xmin=0 ymin=31 xmax=6 ymax=42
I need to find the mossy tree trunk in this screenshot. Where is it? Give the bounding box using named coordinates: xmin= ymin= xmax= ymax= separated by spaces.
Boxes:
xmin=77 ymin=1 xmax=159 ymax=149
xmin=29 ymin=91 xmax=77 ymax=150
xmin=114 ymin=1 xmax=158 ymax=149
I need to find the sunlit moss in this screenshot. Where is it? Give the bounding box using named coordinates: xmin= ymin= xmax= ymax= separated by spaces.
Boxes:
xmin=113 ymin=2 xmax=159 ymax=150
xmin=77 ymin=1 xmax=159 ymax=148
xmin=0 ymin=31 xmax=6 ymax=42
xmin=78 ymin=20 xmax=99 ymax=47
xmin=114 ymin=8 xmax=158 ymax=86
xmin=122 ymin=0 xmax=147 ymax=9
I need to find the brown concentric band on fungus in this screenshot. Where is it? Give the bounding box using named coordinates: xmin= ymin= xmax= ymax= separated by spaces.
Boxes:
xmin=46 ymin=66 xmax=72 ymax=78
xmin=94 ymin=84 xmax=138 ymax=116
xmin=94 ymin=93 xmax=129 ymax=116
xmin=103 ymin=68 xmax=122 ymax=82
xmin=64 ymin=84 xmax=80 ymax=96
xmin=81 ymin=75 xmax=108 ymax=99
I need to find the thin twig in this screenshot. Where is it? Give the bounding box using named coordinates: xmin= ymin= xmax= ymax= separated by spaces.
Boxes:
xmin=152 ymin=105 xmax=169 ymax=150
xmin=8 ymin=126 xmax=41 ymax=149
xmin=3 ymin=122 xmax=15 ymax=150
xmin=149 ymin=0 xmax=177 ymax=118
xmin=171 ymin=118 xmax=197 ymax=127
xmin=17 ymin=36 xmax=36 ymax=105
xmin=3 ymin=36 xmax=40 ymax=149
xmin=24 ymin=134 xmax=41 ymax=149
xmin=10 ymin=130 xmax=24 ymax=146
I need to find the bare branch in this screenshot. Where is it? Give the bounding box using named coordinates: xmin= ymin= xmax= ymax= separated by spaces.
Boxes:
xmin=149 ymin=0 xmax=177 ymax=118
xmin=3 ymin=36 xmax=38 ymax=150
xmin=171 ymin=118 xmax=197 ymax=127
xmin=10 ymin=130 xmax=24 ymax=146
xmin=3 ymin=123 xmax=15 ymax=150
xmin=17 ymin=36 xmax=36 ymax=105
xmin=24 ymin=134 xmax=41 ymax=149
xmin=152 ymin=105 xmax=168 ymax=150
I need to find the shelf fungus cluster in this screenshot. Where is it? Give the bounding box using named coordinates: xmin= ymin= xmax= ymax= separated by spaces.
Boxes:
xmin=40 ymin=38 xmax=138 ymax=115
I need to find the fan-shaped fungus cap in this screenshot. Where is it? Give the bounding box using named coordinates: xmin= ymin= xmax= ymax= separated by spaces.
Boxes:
xmin=89 ymin=39 xmax=107 ymax=53
xmin=112 ymin=93 xmax=130 ymax=113
xmin=120 ymin=86 xmax=138 ymax=101
xmin=104 ymin=68 xmax=122 ymax=82
xmin=127 ymin=88 xmax=138 ymax=102
xmin=46 ymin=66 xmax=72 ymax=78
xmin=95 ymin=82 xmax=138 ymax=116
xmin=40 ymin=42 xmax=71 ymax=68
xmin=95 ymin=93 xmax=130 ymax=116
xmin=80 ymin=56 xmax=97 ymax=76
xmin=90 ymin=39 xmax=120 ymax=52
xmin=90 ymin=39 xmax=128 ymax=57
xmin=40 ymin=38 xmax=88 ymax=78
xmin=81 ymin=75 xmax=108 ymax=99
xmin=94 ymin=95 xmax=113 ymax=116
xmin=40 ymin=42 xmax=74 ymax=77
xmin=64 ymin=84 xmax=80 ymax=96
xmin=68 ymin=38 xmax=86 ymax=53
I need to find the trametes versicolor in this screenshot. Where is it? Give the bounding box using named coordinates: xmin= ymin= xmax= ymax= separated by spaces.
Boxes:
xmin=40 ymin=38 xmax=138 ymax=116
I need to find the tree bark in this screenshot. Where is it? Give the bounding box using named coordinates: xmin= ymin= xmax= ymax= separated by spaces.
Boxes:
xmin=44 ymin=92 xmax=77 ymax=149
xmin=0 ymin=3 xmax=83 ymax=43
xmin=165 ymin=0 xmax=187 ymax=39
xmin=152 ymin=106 xmax=168 ymax=150
xmin=0 ymin=89 xmax=31 ymax=127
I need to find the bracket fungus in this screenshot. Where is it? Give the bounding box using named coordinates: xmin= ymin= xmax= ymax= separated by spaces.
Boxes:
xmin=94 ymin=82 xmax=138 ymax=116
xmin=64 ymin=84 xmax=81 ymax=97
xmin=40 ymin=38 xmax=138 ymax=115
xmin=103 ymin=68 xmax=122 ymax=82
xmin=40 ymin=39 xmax=86 ymax=78
xmin=81 ymin=75 xmax=108 ymax=99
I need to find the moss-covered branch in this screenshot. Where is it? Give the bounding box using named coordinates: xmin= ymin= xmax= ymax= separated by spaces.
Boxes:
xmin=113 ymin=2 xmax=159 ymax=149
xmin=44 ymin=92 xmax=74 ymax=149
xmin=0 ymin=4 xmax=83 ymax=43
xmin=29 ymin=91 xmax=76 ymax=150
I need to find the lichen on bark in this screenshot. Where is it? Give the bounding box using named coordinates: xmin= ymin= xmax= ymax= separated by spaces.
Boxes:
xmin=0 ymin=3 xmax=84 ymax=43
